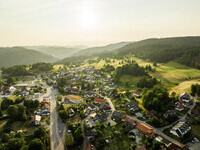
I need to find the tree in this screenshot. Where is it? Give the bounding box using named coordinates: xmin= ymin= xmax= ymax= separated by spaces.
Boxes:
xmin=7 ymin=105 xmax=18 ymax=120
xmin=153 ymin=62 xmax=157 ymax=67
xmin=7 ymin=138 xmax=25 ymax=150
xmin=34 ymin=126 xmax=47 ymax=140
xmin=7 ymin=77 xmax=15 ymax=86
xmin=28 ymin=138 xmax=45 ymax=150
xmin=18 ymin=105 xmax=27 ymax=121
xmin=56 ymin=94 xmax=62 ymax=102
xmin=65 ymin=133 xmax=74 ymax=147
xmin=58 ymin=110 xmax=68 ymax=120
xmin=1 ymin=98 xmax=14 ymax=110
xmin=142 ymin=86 xmax=170 ymax=112
xmin=151 ymin=141 xmax=162 ymax=150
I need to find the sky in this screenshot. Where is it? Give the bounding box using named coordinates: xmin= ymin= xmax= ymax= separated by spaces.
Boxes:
xmin=0 ymin=0 xmax=200 ymax=47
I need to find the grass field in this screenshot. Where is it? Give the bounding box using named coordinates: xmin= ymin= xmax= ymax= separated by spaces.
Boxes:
xmin=120 ymin=75 xmax=144 ymax=84
xmin=65 ymin=95 xmax=83 ymax=102
xmin=170 ymin=80 xmax=200 ymax=95
xmin=130 ymin=56 xmax=200 ymax=90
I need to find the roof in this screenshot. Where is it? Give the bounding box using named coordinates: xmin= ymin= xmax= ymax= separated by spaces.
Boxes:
xmin=137 ymin=123 xmax=155 ymax=137
xmin=137 ymin=146 xmax=146 ymax=150
xmin=94 ymin=98 xmax=105 ymax=103
xmin=179 ymin=92 xmax=190 ymax=100
xmin=86 ymin=144 xmax=96 ymax=150
xmin=125 ymin=117 xmax=136 ymax=124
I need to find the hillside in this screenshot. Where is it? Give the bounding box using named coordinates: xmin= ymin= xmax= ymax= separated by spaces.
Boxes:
xmin=75 ymin=42 xmax=131 ymax=56
xmin=25 ymin=46 xmax=83 ymax=59
xmin=0 ymin=47 xmax=58 ymax=68
xmin=116 ymin=36 xmax=200 ymax=68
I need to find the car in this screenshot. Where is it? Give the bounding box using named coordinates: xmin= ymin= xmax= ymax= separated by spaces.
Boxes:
xmin=194 ymin=138 xmax=199 ymax=143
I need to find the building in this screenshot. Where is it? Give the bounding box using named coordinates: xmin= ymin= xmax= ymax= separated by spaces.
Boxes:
xmin=175 ymin=100 xmax=184 ymax=111
xmin=94 ymin=98 xmax=105 ymax=104
xmin=164 ymin=110 xmax=176 ymax=118
xmin=170 ymin=121 xmax=191 ymax=137
xmin=137 ymin=123 xmax=155 ymax=137
xmin=126 ymin=102 xmax=139 ymax=112
xmin=111 ymin=110 xmax=126 ymax=122
xmin=179 ymin=92 xmax=190 ymax=103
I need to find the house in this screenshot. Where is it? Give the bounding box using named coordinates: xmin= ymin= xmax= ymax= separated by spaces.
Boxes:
xmin=126 ymin=102 xmax=139 ymax=112
xmin=170 ymin=121 xmax=191 ymax=137
xmin=94 ymin=112 xmax=108 ymax=123
xmin=125 ymin=116 xmax=137 ymax=126
xmin=31 ymin=115 xmax=41 ymax=125
xmin=33 ymin=93 xmax=40 ymax=101
xmin=9 ymin=86 xmax=16 ymax=94
xmin=135 ymin=112 xmax=143 ymax=118
xmin=137 ymin=146 xmax=146 ymax=150
xmin=146 ymin=110 xmax=158 ymax=119
xmin=175 ymin=100 xmax=184 ymax=111
xmin=99 ymin=103 xmax=111 ymax=112
xmin=86 ymin=144 xmax=96 ymax=150
xmin=88 ymin=104 xmax=96 ymax=111
xmin=85 ymin=129 xmax=97 ymax=139
xmin=133 ymin=91 xmax=142 ymax=98
xmin=84 ymin=108 xmax=91 ymax=117
xmin=111 ymin=110 xmax=126 ymax=122
xmin=94 ymin=98 xmax=105 ymax=104
xmin=137 ymin=123 xmax=155 ymax=137
xmin=179 ymin=92 xmax=190 ymax=103
xmin=67 ymin=108 xmax=75 ymax=117
xmin=164 ymin=110 xmax=176 ymax=118
xmin=43 ymin=96 xmax=50 ymax=101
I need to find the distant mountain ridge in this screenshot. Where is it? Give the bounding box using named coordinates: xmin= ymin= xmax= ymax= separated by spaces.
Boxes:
xmin=25 ymin=46 xmax=84 ymax=59
xmin=75 ymin=42 xmax=132 ymax=56
xmin=0 ymin=47 xmax=58 ymax=68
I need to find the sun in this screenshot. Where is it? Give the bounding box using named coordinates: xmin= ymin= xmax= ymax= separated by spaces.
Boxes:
xmin=79 ymin=4 xmax=98 ymax=30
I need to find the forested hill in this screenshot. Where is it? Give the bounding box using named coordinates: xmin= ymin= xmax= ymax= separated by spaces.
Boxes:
xmin=25 ymin=46 xmax=82 ymax=59
xmin=75 ymin=42 xmax=131 ymax=56
xmin=116 ymin=36 xmax=200 ymax=68
xmin=0 ymin=47 xmax=58 ymax=68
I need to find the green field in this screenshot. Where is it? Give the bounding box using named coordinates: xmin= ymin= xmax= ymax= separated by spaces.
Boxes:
xmin=130 ymin=56 xmax=200 ymax=90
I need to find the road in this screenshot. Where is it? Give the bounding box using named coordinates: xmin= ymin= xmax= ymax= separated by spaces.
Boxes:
xmin=41 ymin=80 xmax=66 ymax=150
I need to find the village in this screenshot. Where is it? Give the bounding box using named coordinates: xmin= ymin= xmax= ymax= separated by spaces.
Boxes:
xmin=0 ymin=64 xmax=200 ymax=150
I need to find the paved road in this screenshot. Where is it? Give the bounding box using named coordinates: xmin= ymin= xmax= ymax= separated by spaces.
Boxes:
xmin=49 ymin=88 xmax=65 ymax=150
xmin=40 ymin=79 xmax=66 ymax=150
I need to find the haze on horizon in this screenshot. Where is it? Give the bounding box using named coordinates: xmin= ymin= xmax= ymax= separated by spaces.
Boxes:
xmin=0 ymin=0 xmax=200 ymax=47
